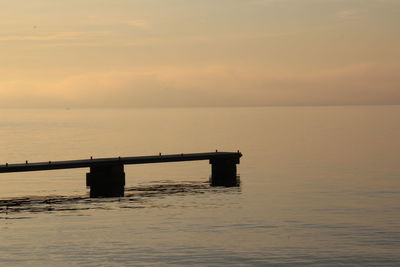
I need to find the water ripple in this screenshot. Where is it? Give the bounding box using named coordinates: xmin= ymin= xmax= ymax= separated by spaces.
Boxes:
xmin=0 ymin=181 xmax=240 ymax=218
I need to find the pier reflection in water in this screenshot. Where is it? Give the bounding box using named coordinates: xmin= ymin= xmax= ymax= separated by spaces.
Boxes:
xmin=0 ymin=180 xmax=240 ymax=217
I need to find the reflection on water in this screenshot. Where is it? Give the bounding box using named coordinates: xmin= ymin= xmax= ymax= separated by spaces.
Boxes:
xmin=0 ymin=181 xmax=240 ymax=217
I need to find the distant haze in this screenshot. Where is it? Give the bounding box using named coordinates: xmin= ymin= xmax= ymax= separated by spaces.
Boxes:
xmin=1 ymin=0 xmax=399 ymax=108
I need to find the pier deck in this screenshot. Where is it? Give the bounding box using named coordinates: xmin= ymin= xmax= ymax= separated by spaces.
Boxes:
xmin=0 ymin=152 xmax=241 ymax=173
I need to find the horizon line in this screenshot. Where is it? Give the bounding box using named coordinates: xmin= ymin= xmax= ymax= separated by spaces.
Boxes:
xmin=0 ymin=103 xmax=399 ymax=110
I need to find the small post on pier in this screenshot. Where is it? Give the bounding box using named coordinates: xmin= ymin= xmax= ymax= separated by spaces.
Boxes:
xmin=86 ymin=164 xmax=125 ymax=197
xmin=209 ymin=156 xmax=240 ymax=186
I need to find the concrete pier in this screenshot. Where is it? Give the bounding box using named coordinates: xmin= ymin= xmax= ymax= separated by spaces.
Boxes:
xmin=86 ymin=164 xmax=125 ymax=197
xmin=1 ymin=151 xmax=242 ymax=198
xmin=210 ymin=157 xmax=240 ymax=186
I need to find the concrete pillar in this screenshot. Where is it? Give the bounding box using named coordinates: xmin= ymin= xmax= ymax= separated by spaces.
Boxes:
xmin=86 ymin=164 xmax=125 ymax=197
xmin=210 ymin=157 xmax=240 ymax=186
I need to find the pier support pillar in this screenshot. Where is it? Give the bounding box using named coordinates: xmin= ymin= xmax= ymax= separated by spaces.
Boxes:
xmin=86 ymin=164 xmax=125 ymax=197
xmin=210 ymin=157 xmax=240 ymax=186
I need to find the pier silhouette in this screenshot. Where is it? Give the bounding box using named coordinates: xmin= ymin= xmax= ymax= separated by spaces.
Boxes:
xmin=1 ymin=151 xmax=242 ymax=197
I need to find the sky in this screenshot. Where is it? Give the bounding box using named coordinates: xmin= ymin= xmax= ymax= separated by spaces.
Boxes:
xmin=0 ymin=0 xmax=399 ymax=108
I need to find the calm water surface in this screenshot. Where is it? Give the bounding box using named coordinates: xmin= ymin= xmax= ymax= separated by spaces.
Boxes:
xmin=0 ymin=106 xmax=399 ymax=266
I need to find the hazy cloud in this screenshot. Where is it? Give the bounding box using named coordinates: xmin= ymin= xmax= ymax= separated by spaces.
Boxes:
xmin=1 ymin=63 xmax=399 ymax=108
xmin=85 ymin=16 xmax=150 ymax=29
xmin=336 ymin=9 xmax=356 ymax=17
xmin=0 ymin=31 xmax=112 ymax=41
xmin=125 ymin=20 xmax=149 ymax=29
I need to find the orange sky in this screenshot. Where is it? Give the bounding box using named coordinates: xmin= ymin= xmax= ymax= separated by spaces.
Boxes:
xmin=1 ymin=0 xmax=399 ymax=107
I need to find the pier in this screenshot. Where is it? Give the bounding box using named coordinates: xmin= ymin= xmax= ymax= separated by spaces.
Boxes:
xmin=0 ymin=152 xmax=242 ymax=197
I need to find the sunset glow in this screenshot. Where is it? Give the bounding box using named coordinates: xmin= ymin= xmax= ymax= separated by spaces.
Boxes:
xmin=1 ymin=0 xmax=399 ymax=107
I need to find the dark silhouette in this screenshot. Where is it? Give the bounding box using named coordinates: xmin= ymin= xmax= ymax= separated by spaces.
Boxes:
xmin=1 ymin=151 xmax=242 ymax=197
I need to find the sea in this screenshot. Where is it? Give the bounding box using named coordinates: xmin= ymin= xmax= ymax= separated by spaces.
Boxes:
xmin=0 ymin=106 xmax=399 ymax=266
